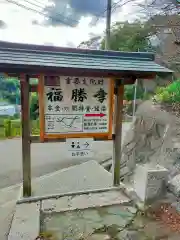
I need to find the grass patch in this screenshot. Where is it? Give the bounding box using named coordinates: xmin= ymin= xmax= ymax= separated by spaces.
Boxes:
xmin=0 ymin=118 xmax=39 ymax=139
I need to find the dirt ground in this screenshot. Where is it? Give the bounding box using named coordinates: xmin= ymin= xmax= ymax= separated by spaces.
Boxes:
xmin=38 ymin=202 xmax=180 ymax=240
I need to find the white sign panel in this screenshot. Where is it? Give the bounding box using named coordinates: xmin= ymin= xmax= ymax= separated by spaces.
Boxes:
xmin=66 ymin=138 xmax=93 ymax=159
xmin=44 ymin=76 xmax=111 ymax=135
xmin=0 ymin=105 xmax=16 ymax=116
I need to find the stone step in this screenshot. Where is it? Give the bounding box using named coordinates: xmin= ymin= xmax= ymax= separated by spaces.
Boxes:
xmin=0 ymin=201 xmax=17 ymax=240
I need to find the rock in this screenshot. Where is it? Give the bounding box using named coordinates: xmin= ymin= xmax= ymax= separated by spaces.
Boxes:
xmin=119 ymin=100 xmax=180 ymax=183
xmin=168 ymin=174 xmax=180 ymax=197
xmin=88 ymin=233 xmax=110 ymax=240
xmin=102 ymin=205 xmax=135 ymax=228
xmin=134 ymin=163 xmax=168 ymax=202
xmin=171 ymin=201 xmax=180 ymax=213
xmin=116 ymin=230 xmax=139 ymax=240
xmin=126 ymin=206 xmax=137 ymax=214
xmin=102 ymin=214 xmax=129 ymax=228
xmin=168 ymin=234 xmax=180 ymax=240
xmin=106 ymin=206 xmax=134 ymax=218
xmin=143 ymin=221 xmax=172 ymax=239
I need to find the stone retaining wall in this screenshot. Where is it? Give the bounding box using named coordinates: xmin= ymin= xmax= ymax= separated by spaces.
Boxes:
xmin=119 ymin=100 xmax=180 ymax=183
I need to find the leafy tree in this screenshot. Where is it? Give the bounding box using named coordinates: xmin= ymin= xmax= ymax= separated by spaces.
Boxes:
xmin=137 ymin=0 xmax=179 ymax=18
xmin=154 ymin=79 xmax=180 ymax=103
xmin=30 ymin=93 xmax=39 ymax=120
xmin=0 ymin=76 xmax=39 ymax=117
xmin=78 ymin=21 xmax=155 ymax=102
xmin=78 ymin=36 xmax=101 ymax=49
xmin=0 ymin=77 xmax=20 ymax=104
xmin=124 ymin=84 xmax=144 ymax=101
xmin=78 ymin=21 xmax=155 ymax=52
xmin=102 ymin=22 xmax=154 ymax=101
xmin=101 ymin=21 xmax=154 ymax=52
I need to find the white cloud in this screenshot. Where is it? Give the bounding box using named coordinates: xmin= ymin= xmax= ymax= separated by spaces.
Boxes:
xmin=0 ymin=0 xmax=138 ymax=47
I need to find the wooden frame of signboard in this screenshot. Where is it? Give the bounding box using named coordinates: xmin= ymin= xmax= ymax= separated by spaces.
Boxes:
xmin=0 ymin=40 xmax=172 ymax=200
xmin=38 ymin=74 xmax=114 ymax=142
xmin=4 ymin=72 xmax=154 ymax=198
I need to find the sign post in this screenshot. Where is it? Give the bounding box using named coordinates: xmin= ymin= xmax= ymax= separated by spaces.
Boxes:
xmin=113 ymin=81 xmax=124 ymax=186
xmin=39 ymin=76 xmax=114 ymax=140
xmin=20 ymin=74 xmax=31 ymax=197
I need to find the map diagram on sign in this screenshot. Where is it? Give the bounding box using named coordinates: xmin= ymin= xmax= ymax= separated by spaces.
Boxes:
xmin=45 ymin=115 xmax=83 ymax=133
xmin=44 ymin=76 xmax=111 ymax=135
xmin=56 ymin=116 xmax=81 ymax=128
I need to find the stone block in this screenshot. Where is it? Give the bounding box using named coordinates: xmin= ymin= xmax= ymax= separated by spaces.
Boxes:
xmin=0 ymin=202 xmax=16 ymax=240
xmin=134 ymin=164 xmax=168 ymax=202
xmin=8 ymin=202 xmax=40 ymax=240
xmin=168 ymin=174 xmax=180 ymax=197
xmin=87 ymin=233 xmax=110 ymax=240
xmin=42 ymin=190 xmax=130 ymax=213
xmin=117 ymin=230 xmax=139 ymax=240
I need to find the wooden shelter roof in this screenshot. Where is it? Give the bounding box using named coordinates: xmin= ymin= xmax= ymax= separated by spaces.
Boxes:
xmin=0 ymin=41 xmax=172 ymax=79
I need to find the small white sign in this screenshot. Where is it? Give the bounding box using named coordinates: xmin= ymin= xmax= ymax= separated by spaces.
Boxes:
xmin=66 ymin=138 xmax=94 ymax=159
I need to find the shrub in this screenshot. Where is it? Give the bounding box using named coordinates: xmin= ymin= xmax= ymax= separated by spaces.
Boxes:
xmin=154 ymin=79 xmax=180 ymax=104
xmin=0 ymin=118 xmax=40 ymax=139
xmin=30 ymin=93 xmax=39 ymax=120
xmin=124 ymin=85 xmax=144 ymax=101
xmin=4 ymin=118 xmax=11 ymax=137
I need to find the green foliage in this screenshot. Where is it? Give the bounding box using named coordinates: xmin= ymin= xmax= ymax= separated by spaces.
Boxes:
xmin=30 ymin=93 xmax=39 ymax=120
xmin=78 ymin=36 xmax=101 ymax=48
xmin=4 ymin=118 xmax=11 ymax=137
xmin=154 ymin=79 xmax=180 ymax=103
xmin=124 ymin=85 xmax=144 ymax=101
xmin=78 ymin=21 xmax=155 ymax=53
xmin=143 ymin=92 xmax=152 ymax=100
xmin=0 ymin=76 xmax=39 ymax=119
xmin=31 ymin=119 xmax=40 ymax=135
xmin=0 ymin=77 xmax=20 ymax=104
xmin=101 ymin=21 xmax=154 ymax=52
xmin=29 ymin=78 xmax=38 ymax=85
xmin=0 ymin=118 xmax=39 ymax=139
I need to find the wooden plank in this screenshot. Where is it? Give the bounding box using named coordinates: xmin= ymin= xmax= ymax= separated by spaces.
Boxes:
xmin=5 ymin=73 xmax=39 ymax=78
xmin=113 ymin=81 xmax=124 ymax=186
xmin=121 ymin=78 xmax=136 ymax=85
xmin=43 ymin=132 xmax=111 ymax=139
xmin=20 ymin=74 xmax=32 ymax=197
xmin=30 ymin=135 xmax=113 ymax=143
xmin=38 ymin=74 xmax=45 ymax=142
xmin=108 ymin=79 xmax=114 ymax=140
xmin=1 ymin=66 xmax=159 ymax=79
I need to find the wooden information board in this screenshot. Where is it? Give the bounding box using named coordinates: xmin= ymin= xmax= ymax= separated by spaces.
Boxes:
xmin=39 ymin=75 xmax=114 ymax=140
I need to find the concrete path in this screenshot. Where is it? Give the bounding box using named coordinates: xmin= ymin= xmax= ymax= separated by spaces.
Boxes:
xmin=0 ymin=185 xmax=21 ymax=240
xmin=0 ymin=122 xmax=131 ymax=189
xmin=20 ymin=160 xmax=114 ymax=199
xmin=9 ymin=188 xmax=133 ymax=240
xmin=1 ymin=160 xmax=117 ymax=240
xmin=8 ymin=161 xmax=132 ymax=240
xmin=0 ymin=122 xmax=131 ymax=239
xmin=0 ymin=121 xmax=132 ymax=240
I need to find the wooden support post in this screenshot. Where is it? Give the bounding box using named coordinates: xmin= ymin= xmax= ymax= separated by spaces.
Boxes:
xmin=20 ymin=74 xmax=32 ymax=197
xmin=113 ymin=80 xmax=124 ymax=186
xmin=38 ymin=74 xmax=45 ymax=143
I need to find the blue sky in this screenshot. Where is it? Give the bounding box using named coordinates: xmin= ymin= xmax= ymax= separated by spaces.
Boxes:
xmin=0 ymin=0 xmax=140 ymax=47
